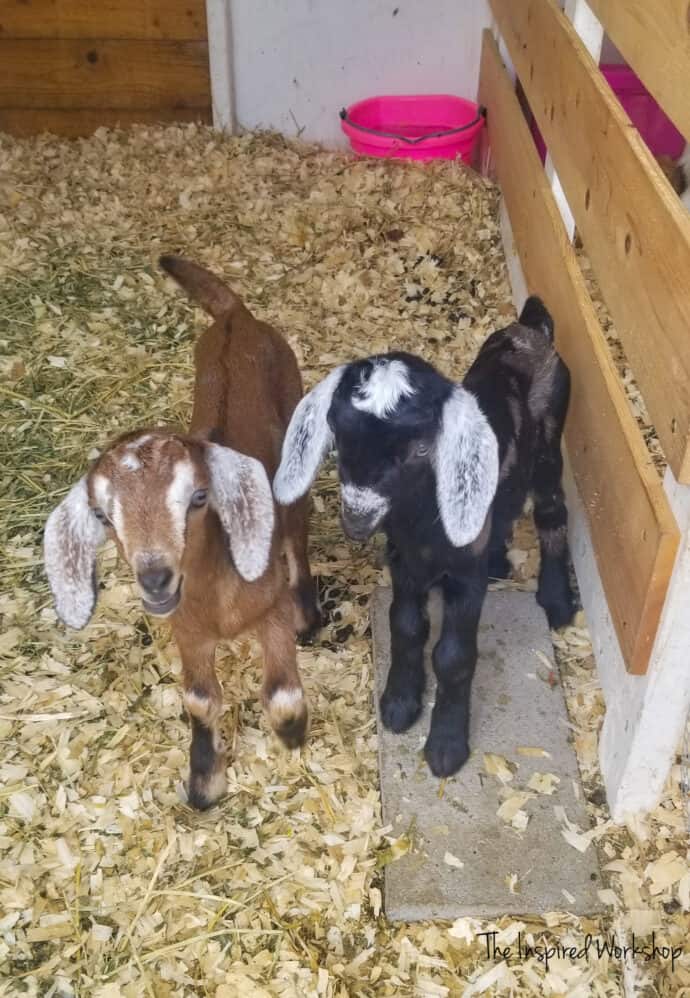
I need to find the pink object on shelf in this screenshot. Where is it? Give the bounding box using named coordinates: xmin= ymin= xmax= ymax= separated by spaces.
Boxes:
xmin=531 ymin=64 xmax=685 ymax=162
xmin=340 ymin=94 xmax=485 ymax=162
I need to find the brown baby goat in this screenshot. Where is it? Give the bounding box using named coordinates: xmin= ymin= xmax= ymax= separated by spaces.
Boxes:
xmin=44 ymin=257 xmax=321 ymax=809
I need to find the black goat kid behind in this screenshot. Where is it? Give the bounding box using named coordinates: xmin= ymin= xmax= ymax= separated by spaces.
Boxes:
xmin=274 ymin=297 xmax=576 ymax=778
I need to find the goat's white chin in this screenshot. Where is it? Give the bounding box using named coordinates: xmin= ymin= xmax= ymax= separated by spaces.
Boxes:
xmin=141 ymin=580 xmax=182 ymax=617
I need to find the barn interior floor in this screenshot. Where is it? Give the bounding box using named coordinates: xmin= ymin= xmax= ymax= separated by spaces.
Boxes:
xmin=372 ymin=588 xmax=602 ymax=921
xmin=1 ymin=125 xmax=688 ymax=995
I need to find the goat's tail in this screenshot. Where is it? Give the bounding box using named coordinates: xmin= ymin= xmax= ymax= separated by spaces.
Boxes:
xmin=518 ymin=295 xmax=554 ymax=341
xmin=159 ymin=255 xmax=239 ymax=320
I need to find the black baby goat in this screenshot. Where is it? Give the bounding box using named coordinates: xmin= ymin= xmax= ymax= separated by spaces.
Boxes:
xmin=274 ymin=297 xmax=575 ymax=778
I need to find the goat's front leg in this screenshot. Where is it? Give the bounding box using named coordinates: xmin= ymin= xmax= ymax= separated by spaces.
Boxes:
xmin=532 ymin=448 xmax=576 ymax=629
xmin=175 ymin=634 xmax=227 ymax=811
xmin=380 ymin=565 xmax=429 ymax=734
xmin=424 ymin=572 xmax=487 ymax=778
xmin=282 ymin=498 xmax=322 ymax=644
xmin=256 ymin=593 xmax=309 ymax=748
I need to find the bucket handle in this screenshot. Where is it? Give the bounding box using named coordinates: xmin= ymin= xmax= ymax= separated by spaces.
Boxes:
xmin=339 ymin=105 xmax=486 ymax=144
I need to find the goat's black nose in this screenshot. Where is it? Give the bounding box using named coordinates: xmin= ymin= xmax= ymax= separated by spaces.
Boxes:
xmin=138 ymin=566 xmax=174 ymax=595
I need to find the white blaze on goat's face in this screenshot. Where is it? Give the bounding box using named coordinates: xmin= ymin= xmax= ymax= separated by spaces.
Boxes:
xmin=127 ymin=453 xmax=197 ymax=599
xmin=351 ymin=359 xmax=415 ymax=419
xmin=164 ymin=457 xmax=196 ymax=558
xmin=91 ymin=473 xmax=113 ymax=516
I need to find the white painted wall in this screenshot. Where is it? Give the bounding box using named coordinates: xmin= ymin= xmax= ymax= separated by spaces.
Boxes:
xmin=225 ymin=0 xmax=491 ymax=146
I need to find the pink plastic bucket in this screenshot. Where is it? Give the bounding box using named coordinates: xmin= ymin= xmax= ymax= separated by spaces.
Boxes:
xmin=531 ymin=64 xmax=685 ymax=162
xmin=340 ymin=94 xmax=485 ymax=162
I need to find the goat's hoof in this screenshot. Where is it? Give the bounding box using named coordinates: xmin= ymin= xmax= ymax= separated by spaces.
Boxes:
xmin=537 ymin=590 xmax=576 ymax=630
xmin=424 ymin=734 xmax=470 ymax=778
xmin=273 ymin=702 xmax=309 ymax=750
xmin=380 ymin=689 xmax=423 ymax=733
xmin=276 ymin=714 xmax=309 ymax=749
xmin=186 ymin=764 xmax=228 ymax=811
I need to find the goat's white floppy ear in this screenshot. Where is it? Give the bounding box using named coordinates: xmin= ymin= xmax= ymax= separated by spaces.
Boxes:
xmin=44 ymin=477 xmax=106 ymax=629
xmin=273 ymin=366 xmax=345 ymax=505
xmin=434 ymin=387 xmax=499 ymax=547
xmin=206 ymin=443 xmax=275 ymax=582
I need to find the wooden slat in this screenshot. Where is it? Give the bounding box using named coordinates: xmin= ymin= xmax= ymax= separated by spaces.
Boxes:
xmin=490 ymin=0 xmax=690 ymax=483
xmin=0 ymin=39 xmax=210 ymax=110
xmin=0 ymin=0 xmax=207 ymax=40
xmin=586 ymin=0 xmax=690 ymax=144
xmin=0 ymin=107 xmax=211 ymax=137
xmin=478 ymin=29 xmax=680 ymax=675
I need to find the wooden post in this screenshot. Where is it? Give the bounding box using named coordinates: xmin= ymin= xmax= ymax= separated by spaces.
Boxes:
xmin=205 ymin=0 xmax=234 ymax=131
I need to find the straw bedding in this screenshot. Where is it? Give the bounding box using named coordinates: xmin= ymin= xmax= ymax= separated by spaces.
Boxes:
xmin=0 ymin=125 xmax=688 ymax=996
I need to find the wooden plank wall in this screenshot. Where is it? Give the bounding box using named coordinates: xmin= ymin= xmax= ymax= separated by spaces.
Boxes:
xmin=478 ymin=29 xmax=680 ymax=675
xmin=0 ymin=0 xmax=211 ymax=136
xmin=489 ymin=0 xmax=690 ymax=484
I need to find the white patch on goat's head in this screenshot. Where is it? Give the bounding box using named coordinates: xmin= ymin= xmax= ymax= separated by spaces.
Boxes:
xmin=352 ymin=359 xmax=415 ymax=419
xmin=120 ymin=451 xmax=141 ymax=472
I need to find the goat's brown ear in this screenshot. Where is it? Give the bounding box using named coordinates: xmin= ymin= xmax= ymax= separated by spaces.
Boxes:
xmin=273 ymin=366 xmax=345 ymax=505
xmin=44 ymin=477 xmax=106 ymax=629
xmin=433 ymin=387 xmax=499 ymax=547
xmin=205 ymin=443 xmax=275 ymax=582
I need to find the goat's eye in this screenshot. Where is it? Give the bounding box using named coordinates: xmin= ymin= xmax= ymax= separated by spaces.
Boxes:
xmin=190 ymin=489 xmax=208 ymax=508
xmin=416 ymin=442 xmax=430 ymax=457
xmin=93 ymin=507 xmax=110 ymax=525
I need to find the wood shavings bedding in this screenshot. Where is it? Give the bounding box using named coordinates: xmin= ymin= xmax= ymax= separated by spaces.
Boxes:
xmin=0 ymin=125 xmax=688 ymax=996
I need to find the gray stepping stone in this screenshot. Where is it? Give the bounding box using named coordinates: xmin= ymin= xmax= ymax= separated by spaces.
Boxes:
xmin=372 ymin=586 xmax=603 ymax=920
